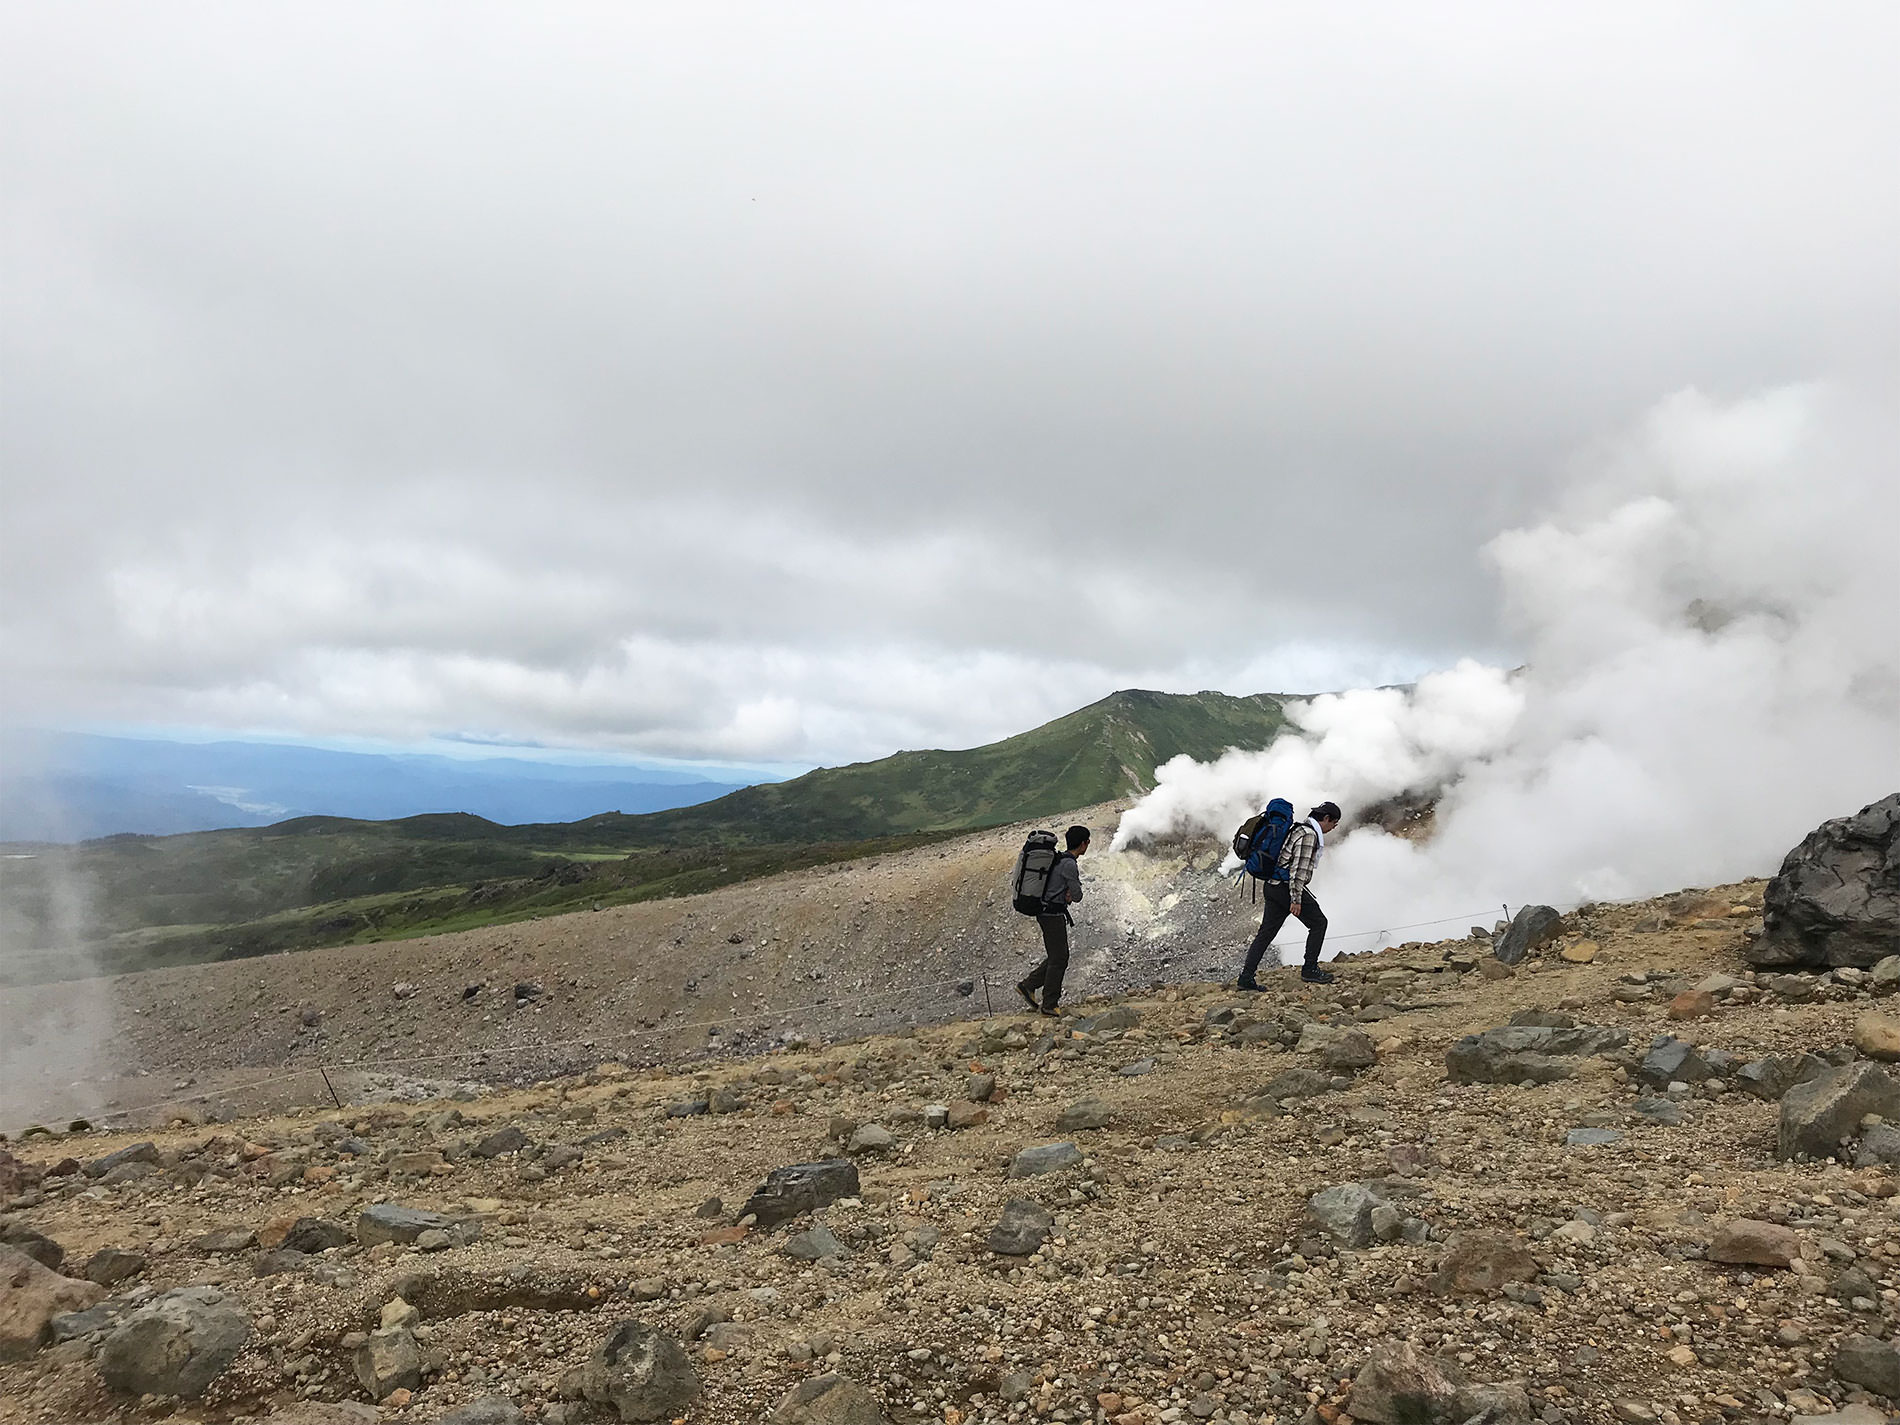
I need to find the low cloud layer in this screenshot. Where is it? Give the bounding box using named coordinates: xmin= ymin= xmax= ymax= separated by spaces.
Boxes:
xmin=1115 ymin=385 xmax=1900 ymax=951
xmin=4 ymin=7 xmax=1898 ymax=762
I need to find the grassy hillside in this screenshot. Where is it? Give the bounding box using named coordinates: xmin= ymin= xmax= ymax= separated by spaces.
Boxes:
xmin=0 ymin=688 xmax=1289 ymax=978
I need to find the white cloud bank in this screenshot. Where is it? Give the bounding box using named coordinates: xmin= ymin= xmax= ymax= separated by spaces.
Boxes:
xmin=1114 ymin=385 xmax=1900 ymax=954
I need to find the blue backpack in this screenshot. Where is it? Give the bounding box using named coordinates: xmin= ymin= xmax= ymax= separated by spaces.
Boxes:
xmin=1232 ymin=798 xmax=1296 ymax=882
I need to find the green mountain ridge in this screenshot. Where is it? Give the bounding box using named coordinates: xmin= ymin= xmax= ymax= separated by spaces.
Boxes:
xmin=0 ymin=688 xmax=1291 ymax=979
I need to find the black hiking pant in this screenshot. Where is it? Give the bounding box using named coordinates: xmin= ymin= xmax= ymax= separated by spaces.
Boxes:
xmin=1241 ymin=884 xmax=1327 ymax=979
xmin=1023 ymin=914 xmax=1070 ymax=1008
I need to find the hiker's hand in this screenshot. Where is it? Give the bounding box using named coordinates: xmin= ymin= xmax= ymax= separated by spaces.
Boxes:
xmin=1290 ymin=897 xmax=1302 ymax=915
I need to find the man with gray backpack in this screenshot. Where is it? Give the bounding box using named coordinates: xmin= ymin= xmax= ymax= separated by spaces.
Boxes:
xmin=1009 ymin=824 xmax=1089 ymax=1016
xmin=1235 ymin=800 xmax=1342 ymax=988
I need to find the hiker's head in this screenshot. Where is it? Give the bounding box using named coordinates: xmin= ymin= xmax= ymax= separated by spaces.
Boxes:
xmin=1065 ymin=825 xmax=1091 ymax=854
xmin=1310 ymin=802 xmax=1342 ymax=833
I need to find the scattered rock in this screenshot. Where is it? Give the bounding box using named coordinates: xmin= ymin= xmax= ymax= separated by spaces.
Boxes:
xmin=772 ymin=1372 xmax=889 ymax=1425
xmin=1638 ymin=1035 xmax=1712 ymax=1088
xmin=1833 ymin=1332 xmax=1900 ymax=1397
xmin=1445 ymin=1024 xmax=1628 ymax=1084
xmin=1055 ymin=1097 xmax=1114 ymax=1131
xmin=1853 ymin=1013 xmax=1900 ymax=1062
xmin=280 ymin=1216 xmax=349 ymax=1254
xmin=846 ymin=1124 xmax=895 ymax=1155
xmin=438 ymin=1399 xmax=529 ymax=1425
xmin=1667 ymin=989 xmax=1716 ymax=1020
xmin=1565 ymin=1128 xmax=1622 ymax=1147
xmin=97 ymin=1286 xmax=249 ymax=1398
xmin=1707 ymin=1218 xmax=1802 ymax=1268
xmin=0 ymin=1244 xmax=105 ymax=1361
xmin=986 ymin=1198 xmax=1054 ymax=1256
xmin=1008 ymin=1142 xmax=1083 ymax=1178
xmin=781 ymin=1225 xmax=847 ymax=1261
xmin=1560 ymin=941 xmax=1599 ymax=964
xmin=1854 ymin=1122 xmax=1900 ymax=1167
xmin=1433 ymin=1231 xmax=1539 ymax=1293
xmin=1493 ymin=905 xmax=1563 ymax=965
xmin=741 ymin=1161 xmax=861 ymax=1229
xmin=83 ymin=1142 xmax=159 ymax=1180
xmin=1752 ymin=793 xmax=1900 ymax=968
xmin=356 ymin=1203 xmax=481 ymax=1248
xmin=570 ymin=1321 xmax=700 ymax=1422
xmin=1306 ymin=1182 xmax=1389 ymax=1248
xmin=353 ymin=1324 xmax=422 ymax=1400
xmin=946 ymin=1102 xmax=988 ymax=1130
xmin=1779 ymin=1061 xmax=1900 ymax=1159
xmin=966 ymin=1074 xmax=997 ymax=1102
xmin=473 ymin=1124 xmax=530 ymax=1157
xmin=0 ymin=1222 xmax=63 ymax=1272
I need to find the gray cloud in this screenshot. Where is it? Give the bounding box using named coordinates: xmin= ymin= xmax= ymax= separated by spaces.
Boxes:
xmin=4 ymin=4 xmax=1897 ymax=763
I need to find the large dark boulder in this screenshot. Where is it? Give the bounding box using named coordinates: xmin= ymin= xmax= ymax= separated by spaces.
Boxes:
xmin=1493 ymin=905 xmax=1563 ymax=965
xmin=1750 ymin=794 xmax=1900 ymax=968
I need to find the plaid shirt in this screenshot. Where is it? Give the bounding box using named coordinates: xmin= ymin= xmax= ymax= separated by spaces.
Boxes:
xmin=1277 ymin=821 xmax=1320 ymax=898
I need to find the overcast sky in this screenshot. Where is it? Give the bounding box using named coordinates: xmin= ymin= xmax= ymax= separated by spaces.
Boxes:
xmin=4 ymin=4 xmax=1896 ymax=767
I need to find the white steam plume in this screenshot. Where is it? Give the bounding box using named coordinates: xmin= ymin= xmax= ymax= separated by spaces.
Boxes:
xmin=1113 ymin=384 xmax=1900 ymax=955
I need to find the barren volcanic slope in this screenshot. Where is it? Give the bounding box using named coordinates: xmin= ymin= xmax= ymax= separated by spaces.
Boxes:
xmin=7 ymin=843 xmax=1900 ymax=1424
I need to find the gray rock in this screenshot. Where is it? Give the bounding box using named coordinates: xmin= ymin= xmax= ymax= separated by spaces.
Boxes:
xmin=1444 ymin=1025 xmax=1629 ymax=1084
xmin=46 ymin=1300 xmax=124 ymax=1344
xmin=1632 ymin=1098 xmax=1687 ymax=1127
xmin=1854 ymin=1122 xmax=1900 ymax=1167
xmin=1260 ymin=1067 xmax=1337 ymax=1101
xmin=1735 ymin=1057 xmax=1791 ymax=1101
xmin=353 ymin=1324 xmax=421 ymax=1400
xmin=781 ymin=1225 xmax=847 ymax=1261
xmin=1007 ymin=1142 xmax=1083 ymax=1178
xmin=1116 ymin=1057 xmax=1157 ymax=1077
xmin=194 ymin=1227 xmax=256 ymax=1254
xmin=1346 ymin=1342 xmax=1467 ymax=1423
xmin=707 ymin=1087 xmax=744 ymax=1115
xmin=771 ymin=1373 xmax=890 ymax=1425
xmin=998 ymin=1370 xmax=1035 ymax=1403
xmin=1306 ymin=1182 xmax=1389 ymax=1248
xmin=986 ymin=1198 xmax=1054 ymax=1255
xmin=1 ymin=1222 xmax=64 ymax=1272
xmin=572 ymin=1321 xmax=700 ymax=1422
xmin=97 ymin=1286 xmax=249 ymax=1399
xmin=1075 ymin=1005 xmax=1139 ymax=1033
xmin=83 ymin=1142 xmax=159 ymax=1180
xmin=664 ymin=1099 xmax=708 ymax=1118
xmin=1319 ymin=1029 xmax=1378 ymax=1071
xmin=1779 ymin=1061 xmax=1900 ymax=1159
xmin=741 ymin=1161 xmax=861 ymax=1229
xmin=1834 ymin=1332 xmax=1900 ymax=1397
xmin=473 ymin=1125 xmax=530 ymax=1158
xmin=438 ymin=1398 xmax=529 ymax=1425
xmin=355 ymin=1203 xmax=481 ymax=1248
xmin=1565 ymin=1128 xmax=1623 ymax=1147
xmin=1873 ymin=955 xmax=1900 ymax=995
xmin=1433 ymin=1231 xmax=1540 ymax=1293
xmin=1055 ymin=1097 xmax=1114 ymax=1131
xmin=966 ymin=1074 xmax=997 ymax=1102
xmin=253 ymin=1248 xmax=308 ymax=1277
xmin=1638 ymin=1036 xmax=1711 ymax=1088
xmin=279 ymin=1217 xmax=348 ymax=1254
xmin=845 ymin=1124 xmax=895 ymax=1155
xmin=1752 ymin=794 xmax=1900 ymax=968
xmin=1493 ymin=905 xmax=1563 ymax=965
xmin=0 ymin=1245 xmax=105 ymax=1360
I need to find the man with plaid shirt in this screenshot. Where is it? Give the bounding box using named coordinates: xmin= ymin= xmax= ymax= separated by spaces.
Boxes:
xmin=1238 ymin=800 xmax=1342 ymax=988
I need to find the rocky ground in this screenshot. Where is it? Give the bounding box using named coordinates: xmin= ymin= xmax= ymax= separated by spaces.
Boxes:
xmin=6 ymin=861 xmax=1900 ymax=1425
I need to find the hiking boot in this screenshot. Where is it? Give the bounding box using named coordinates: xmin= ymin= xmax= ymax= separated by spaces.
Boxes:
xmin=1235 ymin=977 xmax=1265 ymax=993
xmin=1299 ymin=966 xmax=1336 ymax=984
xmin=1016 ymin=983 xmax=1039 ymax=1012
xmin=1039 ymin=1005 xmax=1065 ymax=1018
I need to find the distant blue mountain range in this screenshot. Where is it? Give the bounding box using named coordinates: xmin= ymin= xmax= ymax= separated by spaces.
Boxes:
xmin=0 ymin=732 xmax=771 ymax=841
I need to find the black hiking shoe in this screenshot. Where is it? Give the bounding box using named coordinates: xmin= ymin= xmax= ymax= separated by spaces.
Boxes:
xmin=1016 ymin=982 xmax=1039 ymax=1012
xmin=1299 ymin=966 xmax=1336 ymax=984
xmin=1039 ymin=1004 xmax=1065 ymax=1018
xmin=1235 ymin=977 xmax=1265 ymax=993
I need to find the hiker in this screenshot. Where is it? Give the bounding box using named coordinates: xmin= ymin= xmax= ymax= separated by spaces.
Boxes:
xmin=1018 ymin=824 xmax=1089 ymax=1016
xmin=1238 ymin=801 xmax=1342 ymax=988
